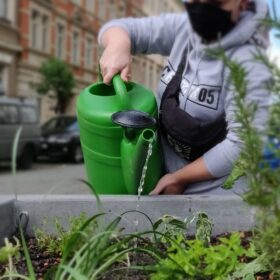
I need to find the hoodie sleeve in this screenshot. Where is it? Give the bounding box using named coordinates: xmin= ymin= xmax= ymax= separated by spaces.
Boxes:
xmin=203 ymin=45 xmax=272 ymax=178
xmin=98 ymin=13 xmax=188 ymax=56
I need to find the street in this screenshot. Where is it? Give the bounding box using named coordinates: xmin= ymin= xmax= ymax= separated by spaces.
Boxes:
xmin=0 ymin=159 xmax=91 ymax=195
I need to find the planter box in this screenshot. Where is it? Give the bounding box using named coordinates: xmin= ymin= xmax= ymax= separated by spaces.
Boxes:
xmin=0 ymin=194 xmax=255 ymax=244
xmin=0 ymin=196 xmax=15 ymax=245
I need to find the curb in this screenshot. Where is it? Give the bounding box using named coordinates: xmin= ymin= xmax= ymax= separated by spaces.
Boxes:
xmin=0 ymin=196 xmax=15 ymax=245
xmin=14 ymin=194 xmax=255 ymax=236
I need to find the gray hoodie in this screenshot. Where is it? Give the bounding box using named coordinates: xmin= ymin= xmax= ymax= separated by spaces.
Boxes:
xmin=98 ymin=0 xmax=272 ymax=193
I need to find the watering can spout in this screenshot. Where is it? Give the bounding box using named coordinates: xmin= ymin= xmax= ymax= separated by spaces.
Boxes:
xmin=123 ymin=128 xmax=156 ymax=194
xmin=112 ymin=110 xmax=162 ymax=194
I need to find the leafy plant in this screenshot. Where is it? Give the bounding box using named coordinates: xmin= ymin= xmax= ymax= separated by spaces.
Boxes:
xmin=35 ymin=212 xmax=92 ymax=255
xmin=195 ymin=212 xmax=213 ymax=244
xmin=153 ymin=212 xmax=212 ymax=244
xmin=151 ymin=232 xmax=253 ymax=280
xmin=52 ymin=213 xmax=160 ymax=280
xmin=0 ymin=228 xmax=36 ymax=280
xmin=32 ymin=58 xmax=75 ymax=114
xmin=230 ymin=250 xmax=269 ymax=280
xmin=0 ymin=237 xmax=20 ymax=277
xmin=213 ymin=4 xmax=280 ymax=277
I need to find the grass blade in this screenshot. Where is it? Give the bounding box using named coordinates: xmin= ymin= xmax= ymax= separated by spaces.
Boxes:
xmin=76 ymin=179 xmax=101 ymax=210
xmin=0 ymin=275 xmax=29 ymax=280
xmin=19 ymin=224 xmax=36 ymax=280
xmin=59 ymin=265 xmax=88 ymax=280
xmin=62 ymin=212 xmax=106 ymax=259
xmin=12 ymin=126 xmax=22 ymax=201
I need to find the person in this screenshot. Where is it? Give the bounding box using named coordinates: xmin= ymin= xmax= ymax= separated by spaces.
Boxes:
xmin=98 ymin=0 xmax=272 ymax=195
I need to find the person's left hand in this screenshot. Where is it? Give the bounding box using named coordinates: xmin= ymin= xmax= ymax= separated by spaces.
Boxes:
xmin=149 ymin=173 xmax=185 ymax=195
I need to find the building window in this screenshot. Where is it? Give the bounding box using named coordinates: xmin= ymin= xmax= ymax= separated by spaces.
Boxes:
xmin=85 ymin=37 xmax=93 ymax=69
xmin=86 ymin=0 xmax=94 ymax=12
xmin=31 ymin=9 xmax=49 ymax=52
xmin=0 ymin=0 xmax=7 ymax=19
xmin=0 ymin=65 xmax=8 ymax=96
xmin=72 ymin=0 xmax=81 ymax=6
xmin=152 ymin=1 xmax=158 ymax=14
xmin=72 ymin=31 xmax=79 ymax=65
xmin=0 ymin=71 xmax=5 ymax=96
xmin=108 ymin=0 xmax=116 ymax=19
xmin=158 ymin=0 xmax=168 ymax=13
xmin=98 ymin=0 xmax=106 ymax=20
xmin=31 ymin=10 xmax=39 ymax=49
xmin=117 ymin=2 xmax=126 ymax=18
xmin=56 ymin=23 xmax=65 ymax=58
xmin=42 ymin=15 xmax=48 ymax=51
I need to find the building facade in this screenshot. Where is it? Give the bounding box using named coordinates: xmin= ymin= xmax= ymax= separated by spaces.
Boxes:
xmin=1 ymin=0 xmax=184 ymax=121
xmin=0 ymin=0 xmax=20 ymax=97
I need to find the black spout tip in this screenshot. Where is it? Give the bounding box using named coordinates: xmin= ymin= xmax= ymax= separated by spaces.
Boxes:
xmin=111 ymin=110 xmax=156 ymax=129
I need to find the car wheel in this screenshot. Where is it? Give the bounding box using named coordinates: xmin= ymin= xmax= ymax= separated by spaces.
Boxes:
xmin=18 ymin=145 xmax=34 ymax=170
xmin=70 ymin=144 xmax=83 ymax=163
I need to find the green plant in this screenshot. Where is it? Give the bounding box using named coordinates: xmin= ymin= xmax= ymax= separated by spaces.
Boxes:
xmin=150 ymin=214 xmax=264 ymax=280
xmin=51 ymin=213 xmax=160 ymax=280
xmin=32 ymin=58 xmax=75 ymax=114
xmin=151 ymin=232 xmax=254 ymax=280
xmin=213 ymin=5 xmax=280 ymax=277
xmin=0 ymin=238 xmax=20 ymax=277
xmin=0 ymin=227 xmax=36 ymax=280
xmin=153 ymin=212 xmax=213 ymax=244
xmin=35 ymin=211 xmax=92 ymax=255
xmin=195 ymin=212 xmax=213 ymax=244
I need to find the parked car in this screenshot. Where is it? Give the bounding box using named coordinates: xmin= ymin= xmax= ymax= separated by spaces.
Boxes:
xmin=39 ymin=115 xmax=83 ymax=163
xmin=0 ymin=96 xmax=41 ymax=169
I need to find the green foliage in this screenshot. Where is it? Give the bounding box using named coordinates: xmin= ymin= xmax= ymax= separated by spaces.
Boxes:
xmin=0 ymin=237 xmax=20 ymax=264
xmin=34 ymin=58 xmax=75 ymax=114
xmin=19 ymin=223 xmax=36 ymax=280
xmin=11 ymin=127 xmax=22 ymax=201
xmin=213 ymin=8 xmax=280 ymax=277
xmin=52 ymin=213 xmax=159 ymax=280
xmin=153 ymin=212 xmax=212 ymax=245
xmin=151 ymin=232 xmax=251 ymax=280
xmin=153 ymin=214 xmax=188 ymax=239
xmin=0 ymin=236 xmax=34 ymax=280
xmin=195 ymin=212 xmax=213 ymax=244
xmin=35 ymin=212 xmax=91 ymax=255
xmin=253 ymin=218 xmax=280 ymax=277
xmin=0 ymin=211 xmax=266 ymax=280
xmin=150 ymin=213 xmax=262 ymax=280
xmin=230 ymin=254 xmax=268 ymax=280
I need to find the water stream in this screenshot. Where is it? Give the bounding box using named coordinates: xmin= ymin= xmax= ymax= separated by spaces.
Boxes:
xmin=133 ymin=141 xmax=153 ymax=236
xmin=136 ymin=141 xmax=153 ymax=209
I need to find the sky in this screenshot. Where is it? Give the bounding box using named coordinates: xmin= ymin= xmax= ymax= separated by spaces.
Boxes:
xmin=267 ymin=0 xmax=280 ymax=48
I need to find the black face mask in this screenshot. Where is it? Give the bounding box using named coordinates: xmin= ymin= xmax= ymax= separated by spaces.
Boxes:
xmin=184 ymin=2 xmax=236 ymax=42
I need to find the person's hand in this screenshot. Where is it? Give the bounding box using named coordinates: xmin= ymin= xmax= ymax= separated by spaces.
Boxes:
xmin=99 ymin=46 xmax=131 ymax=84
xmin=149 ymin=173 xmax=185 ymax=195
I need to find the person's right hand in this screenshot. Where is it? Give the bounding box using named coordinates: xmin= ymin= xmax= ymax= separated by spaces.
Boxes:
xmin=99 ymin=46 xmax=131 ymax=84
xmin=99 ymin=27 xmax=132 ymax=84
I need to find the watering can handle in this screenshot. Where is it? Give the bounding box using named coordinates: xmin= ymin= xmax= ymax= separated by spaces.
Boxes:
xmin=112 ymin=75 xmax=129 ymax=109
xmin=98 ymin=64 xmax=129 ymax=108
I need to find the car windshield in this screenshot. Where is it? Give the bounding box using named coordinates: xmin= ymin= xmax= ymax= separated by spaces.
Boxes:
xmin=42 ymin=116 xmax=77 ymax=131
xmin=67 ymin=121 xmax=79 ymax=131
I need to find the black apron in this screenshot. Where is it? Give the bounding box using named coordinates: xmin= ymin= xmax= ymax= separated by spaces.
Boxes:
xmin=159 ymin=50 xmax=227 ymax=162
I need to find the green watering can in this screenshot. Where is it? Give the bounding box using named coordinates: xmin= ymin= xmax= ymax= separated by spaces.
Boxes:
xmin=77 ymin=75 xmax=162 ymax=194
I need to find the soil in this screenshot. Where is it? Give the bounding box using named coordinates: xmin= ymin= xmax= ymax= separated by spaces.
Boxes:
xmin=0 ymin=238 xmax=61 ymax=280
xmin=0 ymin=232 xmax=272 ymax=280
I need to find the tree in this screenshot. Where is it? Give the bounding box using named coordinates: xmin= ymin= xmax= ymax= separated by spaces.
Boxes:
xmin=35 ymin=58 xmax=76 ymax=114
